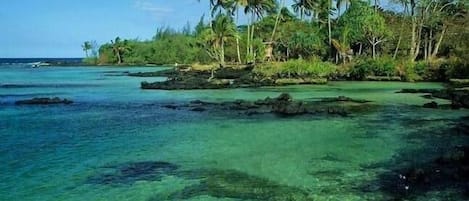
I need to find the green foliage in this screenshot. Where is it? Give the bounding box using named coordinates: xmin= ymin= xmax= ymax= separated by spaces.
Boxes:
xmin=91 ymin=0 xmax=467 ymax=84
xmin=442 ymin=58 xmax=469 ymax=79
xmin=350 ymin=57 xmax=397 ymax=80
xmin=82 ymin=57 xmax=98 ymax=65
xmin=336 ymin=1 xmax=390 ymax=55
xmin=287 ymin=31 xmax=327 ymax=59
xmin=98 ymin=34 xmax=207 ymax=65
xmin=398 ymin=60 xmax=424 ymax=82
xmin=254 ymin=59 xmax=337 ymax=79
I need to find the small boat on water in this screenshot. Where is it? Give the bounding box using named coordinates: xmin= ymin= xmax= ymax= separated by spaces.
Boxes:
xmin=30 ymin=62 xmax=50 ymax=68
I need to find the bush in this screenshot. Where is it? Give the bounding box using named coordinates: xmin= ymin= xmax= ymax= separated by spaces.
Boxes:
xmin=82 ymin=57 xmax=98 ymax=65
xmin=395 ymin=60 xmax=423 ymax=82
xmin=443 ymin=58 xmax=469 ymax=80
xmin=254 ymin=59 xmax=337 ymax=79
xmin=350 ymin=57 xmax=397 ymax=80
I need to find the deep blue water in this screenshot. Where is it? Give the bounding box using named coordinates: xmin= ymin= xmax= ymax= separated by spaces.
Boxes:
xmin=0 ymin=58 xmax=83 ymax=65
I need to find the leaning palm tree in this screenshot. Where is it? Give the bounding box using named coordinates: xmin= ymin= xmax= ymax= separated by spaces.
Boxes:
xmin=110 ymin=37 xmax=130 ymax=65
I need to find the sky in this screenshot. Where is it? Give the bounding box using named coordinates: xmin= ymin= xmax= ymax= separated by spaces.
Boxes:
xmin=0 ymin=0 xmax=213 ymax=58
xmin=0 ymin=0 xmax=397 ymax=58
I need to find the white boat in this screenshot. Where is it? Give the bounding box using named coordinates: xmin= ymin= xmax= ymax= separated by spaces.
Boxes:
xmin=29 ymin=62 xmax=50 ymax=68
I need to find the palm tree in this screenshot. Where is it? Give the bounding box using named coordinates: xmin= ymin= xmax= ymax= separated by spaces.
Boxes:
xmin=292 ymin=0 xmax=311 ymax=20
xmin=201 ymin=0 xmax=276 ymax=63
xmin=210 ymin=0 xmax=243 ymax=64
xmin=110 ymin=37 xmax=130 ymax=65
xmin=211 ymin=14 xmax=238 ymax=67
xmin=210 ymin=0 xmax=236 ymax=16
xmin=270 ymin=0 xmax=286 ymax=42
xmin=81 ymin=41 xmax=92 ymax=58
xmin=243 ymin=0 xmax=276 ymax=63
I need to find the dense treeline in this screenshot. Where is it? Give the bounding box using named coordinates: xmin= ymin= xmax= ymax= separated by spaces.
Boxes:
xmin=85 ymin=0 xmax=468 ymax=81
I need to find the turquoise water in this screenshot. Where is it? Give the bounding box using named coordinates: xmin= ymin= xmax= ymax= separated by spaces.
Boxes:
xmin=1 ymin=65 xmax=467 ymax=201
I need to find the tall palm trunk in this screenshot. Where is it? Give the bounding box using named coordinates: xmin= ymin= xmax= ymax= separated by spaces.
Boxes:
xmin=328 ymin=15 xmax=331 ymax=45
xmin=220 ymin=39 xmax=225 ymax=67
xmin=246 ymin=23 xmax=251 ymax=62
xmin=270 ymin=0 xmax=285 ymax=43
xmin=116 ymin=52 xmax=122 ymax=64
xmin=250 ymin=21 xmax=255 ymax=61
xmin=265 ymin=0 xmax=285 ymax=62
xmin=246 ymin=12 xmax=256 ymax=63
xmin=235 ymin=9 xmax=242 ymax=64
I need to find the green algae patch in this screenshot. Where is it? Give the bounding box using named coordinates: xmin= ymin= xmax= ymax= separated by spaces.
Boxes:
xmin=160 ymin=169 xmax=313 ymax=201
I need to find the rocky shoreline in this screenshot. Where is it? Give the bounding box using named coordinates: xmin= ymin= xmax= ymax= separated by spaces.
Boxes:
xmin=132 ymin=67 xmax=326 ymax=90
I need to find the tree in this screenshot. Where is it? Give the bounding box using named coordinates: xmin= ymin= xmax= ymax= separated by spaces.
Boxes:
xmin=363 ymin=10 xmax=390 ymax=59
xmin=81 ymin=41 xmax=92 ymax=58
xmin=110 ymin=37 xmax=130 ymax=65
xmin=292 ymin=0 xmax=313 ymax=20
xmin=209 ymin=0 xmax=243 ymax=64
xmin=212 ymin=14 xmax=238 ymax=66
xmin=336 ymin=1 xmax=390 ymax=58
xmin=198 ymin=14 xmax=237 ymax=70
xmin=243 ymin=0 xmax=277 ymax=63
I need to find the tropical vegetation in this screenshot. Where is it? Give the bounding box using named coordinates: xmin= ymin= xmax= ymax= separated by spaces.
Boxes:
xmin=90 ymin=0 xmax=468 ymax=81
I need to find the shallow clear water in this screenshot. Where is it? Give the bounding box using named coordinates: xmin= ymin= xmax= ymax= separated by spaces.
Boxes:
xmin=1 ymin=65 xmax=467 ymax=201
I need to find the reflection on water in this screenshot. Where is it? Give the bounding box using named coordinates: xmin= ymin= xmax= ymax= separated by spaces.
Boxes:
xmin=0 ymin=66 xmax=467 ymax=201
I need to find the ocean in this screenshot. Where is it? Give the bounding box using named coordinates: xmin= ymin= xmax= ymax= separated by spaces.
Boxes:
xmin=1 ymin=65 xmax=468 ymax=201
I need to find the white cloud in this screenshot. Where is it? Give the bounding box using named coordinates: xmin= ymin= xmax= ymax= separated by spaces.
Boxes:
xmin=134 ymin=0 xmax=173 ymax=15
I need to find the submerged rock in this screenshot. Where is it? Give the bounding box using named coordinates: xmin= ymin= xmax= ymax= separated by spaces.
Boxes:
xmin=319 ymin=96 xmax=371 ymax=104
xmin=164 ymin=169 xmax=312 ymax=201
xmin=87 ymin=161 xmax=179 ymax=185
xmin=450 ymin=89 xmax=469 ymax=109
xmin=190 ymin=107 xmax=206 ymax=112
xmin=423 ymin=101 xmax=439 ymax=109
xmin=397 ymin=89 xmax=442 ymax=94
xmin=398 ymin=88 xmax=469 ymax=109
xmin=15 ymin=97 xmax=73 ymax=105
xmin=141 ymin=77 xmax=230 ymax=90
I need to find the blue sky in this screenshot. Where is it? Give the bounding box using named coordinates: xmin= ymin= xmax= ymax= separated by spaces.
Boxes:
xmin=0 ymin=0 xmax=212 ymax=58
xmin=0 ymin=0 xmax=396 ymax=58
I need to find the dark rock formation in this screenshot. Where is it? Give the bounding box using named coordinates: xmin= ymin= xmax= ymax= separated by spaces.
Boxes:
xmin=135 ymin=67 xmax=329 ymax=90
xmin=15 ymin=97 xmax=73 ymax=105
xmin=450 ymin=89 xmax=469 ymax=109
xmin=141 ymin=77 xmax=230 ymax=90
xmin=397 ymin=89 xmax=442 ymax=94
xmin=162 ymin=93 xmax=374 ymax=117
xmin=423 ymin=101 xmax=438 ymax=109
